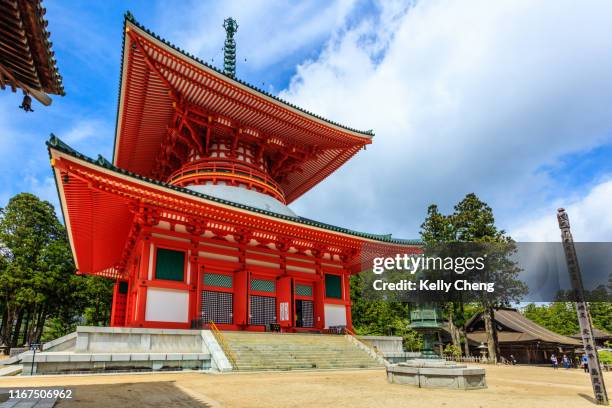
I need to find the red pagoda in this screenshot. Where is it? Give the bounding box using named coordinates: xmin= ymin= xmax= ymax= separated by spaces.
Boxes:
xmin=48 ymin=13 xmax=420 ymax=332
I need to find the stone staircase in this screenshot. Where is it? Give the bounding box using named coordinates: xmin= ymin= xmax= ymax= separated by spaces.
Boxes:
xmin=221 ymin=331 xmax=383 ymax=371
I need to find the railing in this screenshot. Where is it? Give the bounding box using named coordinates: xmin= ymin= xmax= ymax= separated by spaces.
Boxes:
xmin=344 ymin=327 xmax=388 ymax=365
xmin=444 ymin=355 xmax=494 ymax=364
xmin=167 ymin=158 xmax=286 ymax=203
xmin=208 ymin=320 xmax=238 ymax=370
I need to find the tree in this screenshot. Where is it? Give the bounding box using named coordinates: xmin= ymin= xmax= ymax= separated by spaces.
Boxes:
xmin=420 ymin=193 xmax=527 ymax=361
xmin=350 ymin=274 xmax=422 ymax=351
xmin=454 ymin=194 xmax=527 ymax=361
xmin=589 ymin=302 xmax=612 ymax=333
xmin=524 ymin=302 xmax=611 ymax=336
xmin=0 ymin=193 xmax=65 ymax=346
xmin=0 ymin=193 xmax=115 ymax=350
xmin=420 ymin=204 xmax=466 ymax=353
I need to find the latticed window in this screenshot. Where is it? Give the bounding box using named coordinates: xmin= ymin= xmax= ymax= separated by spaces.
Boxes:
xmin=295 ymin=284 xmax=313 ymax=297
xmin=201 ymin=290 xmax=233 ymax=324
xmin=250 ymin=295 xmax=276 ymax=325
xmin=296 ymin=299 xmax=314 ymax=328
xmin=251 ymin=278 xmax=275 ymax=293
xmin=204 ymin=273 xmax=233 ymax=288
xmin=325 ymin=274 xmax=342 ymax=299
xmin=155 ymin=248 xmax=185 ymax=281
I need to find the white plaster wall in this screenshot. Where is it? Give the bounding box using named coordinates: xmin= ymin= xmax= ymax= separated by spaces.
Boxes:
xmin=145 ymin=288 xmax=189 ymax=323
xmin=324 ymin=304 xmax=347 ymax=328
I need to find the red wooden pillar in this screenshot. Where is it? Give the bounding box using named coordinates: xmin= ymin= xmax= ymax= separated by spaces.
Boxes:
xmin=314 ymin=257 xmax=325 ymax=330
xmin=344 ymin=273 xmax=353 ymax=331
xmin=188 ymin=243 xmax=199 ymax=326
xmin=233 ymin=268 xmax=248 ymax=327
xmin=122 ymin=258 xmax=136 ymax=325
xmin=110 ymin=281 xmax=127 ymax=327
xmin=135 ymin=236 xmax=151 ymax=327
xmin=233 ymin=244 xmax=248 ymax=328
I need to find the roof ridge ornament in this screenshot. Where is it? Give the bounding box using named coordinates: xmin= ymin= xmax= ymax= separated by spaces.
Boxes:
xmin=223 ymin=17 xmax=238 ymax=78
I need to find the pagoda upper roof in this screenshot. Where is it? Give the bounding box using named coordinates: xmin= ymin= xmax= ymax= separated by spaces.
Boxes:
xmin=0 ymin=0 xmax=64 ymax=103
xmin=113 ymin=13 xmax=374 ymax=204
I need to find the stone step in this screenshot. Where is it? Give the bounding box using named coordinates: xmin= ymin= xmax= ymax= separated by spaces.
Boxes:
xmin=235 ymin=363 xmax=381 ymax=370
xmin=233 ymin=355 xmax=375 ymax=361
xmin=232 ymin=350 xmax=368 ymax=355
xmin=232 ymin=353 xmax=374 ymax=359
xmin=235 ymin=363 xmax=380 ymax=371
xmin=220 ymin=332 xmax=380 ymax=372
xmin=0 ymin=364 xmax=22 ymax=376
xmin=232 ymin=351 xmax=372 ymax=356
xmin=233 ymin=358 xmax=378 ymax=364
xmin=223 ymin=336 xmax=347 ymax=341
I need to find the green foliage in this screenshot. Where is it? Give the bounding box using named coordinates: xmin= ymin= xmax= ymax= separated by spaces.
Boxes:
xmin=444 ymin=344 xmax=462 ymax=358
xmin=523 ymin=302 xmax=612 ymax=336
xmin=391 ymin=317 xmax=423 ymax=351
xmin=523 ymin=303 xmax=578 ymax=335
xmin=81 ymin=276 xmax=114 ymax=326
xmin=0 ymin=193 xmax=113 ymax=347
xmin=452 ymin=193 xmax=504 ymax=242
xmin=350 ymin=274 xmax=422 ymax=351
xmin=599 ymin=351 xmax=612 ymax=365
xmin=420 ymin=205 xmax=455 ymax=244
xmin=420 ymin=194 xmax=528 ymax=308
xmin=589 ymin=302 xmax=612 ymax=333
xmin=419 ymin=193 xmax=527 ymax=361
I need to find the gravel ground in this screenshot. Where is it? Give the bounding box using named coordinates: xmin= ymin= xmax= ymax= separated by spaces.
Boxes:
xmin=0 ymin=364 xmax=608 ymax=408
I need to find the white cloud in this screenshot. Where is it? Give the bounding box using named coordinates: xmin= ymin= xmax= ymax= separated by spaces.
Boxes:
xmin=511 ymin=177 xmax=612 ymax=241
xmin=24 ymin=176 xmax=60 ymax=217
xmin=280 ymin=0 xmax=612 ymax=240
xmin=157 ymin=0 xmax=358 ymax=70
xmin=63 ymin=119 xmax=105 ymax=144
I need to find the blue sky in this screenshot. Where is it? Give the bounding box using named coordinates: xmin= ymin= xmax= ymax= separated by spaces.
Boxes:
xmin=2 ymin=0 xmax=612 ymax=242
xmin=0 ymin=0 xmax=364 ymax=207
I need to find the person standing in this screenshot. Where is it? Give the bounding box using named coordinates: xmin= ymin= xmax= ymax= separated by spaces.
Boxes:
xmin=581 ymin=355 xmax=589 ymax=373
xmin=551 ymin=354 xmax=558 ymax=369
xmin=562 ymin=355 xmax=570 ymax=369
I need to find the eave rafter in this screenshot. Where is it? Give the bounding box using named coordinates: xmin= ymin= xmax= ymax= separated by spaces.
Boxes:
xmin=54 ymin=156 xmax=367 ymax=263
xmin=125 ymin=28 xmax=361 ymax=186
xmin=0 ymin=0 xmax=64 ymax=104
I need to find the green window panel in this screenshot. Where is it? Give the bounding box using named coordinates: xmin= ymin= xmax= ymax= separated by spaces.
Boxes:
xmin=295 ymin=284 xmax=313 ymax=297
xmin=251 ymin=278 xmax=275 ymax=293
xmin=325 ymin=274 xmax=342 ymax=299
xmin=204 ymin=273 xmax=233 ymax=288
xmin=155 ymin=248 xmax=185 ymax=281
xmin=118 ymin=281 xmax=129 ymax=294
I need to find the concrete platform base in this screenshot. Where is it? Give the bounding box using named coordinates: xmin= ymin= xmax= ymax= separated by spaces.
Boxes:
xmin=5 ymin=326 xmax=228 ymax=375
xmin=387 ymin=359 xmax=486 ymax=390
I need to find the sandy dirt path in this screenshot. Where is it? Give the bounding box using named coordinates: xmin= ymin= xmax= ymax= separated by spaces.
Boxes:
xmin=0 ymin=364 xmax=608 ymax=407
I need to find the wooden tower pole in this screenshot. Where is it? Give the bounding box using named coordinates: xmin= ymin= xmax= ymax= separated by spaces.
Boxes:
xmin=557 ymin=208 xmax=608 ymax=405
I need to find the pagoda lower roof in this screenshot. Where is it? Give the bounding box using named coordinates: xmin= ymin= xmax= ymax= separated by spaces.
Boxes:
xmin=0 ymin=0 xmax=64 ymax=102
xmin=49 ymin=136 xmax=420 ymax=279
xmin=113 ymin=13 xmax=373 ymax=204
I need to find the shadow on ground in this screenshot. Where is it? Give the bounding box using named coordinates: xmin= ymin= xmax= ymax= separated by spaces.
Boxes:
xmin=55 ymin=381 xmax=213 ymax=408
xmin=577 ymin=393 xmax=598 ymax=405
